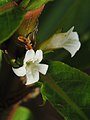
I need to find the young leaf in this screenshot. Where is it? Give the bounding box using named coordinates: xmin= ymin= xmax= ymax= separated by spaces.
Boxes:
xmin=41 ymin=61 xmax=90 ymax=120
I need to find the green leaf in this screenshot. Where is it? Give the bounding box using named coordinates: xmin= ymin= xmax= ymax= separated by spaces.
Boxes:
xmin=12 ymin=106 xmax=33 ymax=120
xmin=0 ymin=2 xmax=25 ymax=44
xmin=41 ymin=61 xmax=90 ymax=120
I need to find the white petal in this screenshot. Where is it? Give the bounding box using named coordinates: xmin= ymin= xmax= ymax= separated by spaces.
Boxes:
xmin=34 ymin=50 xmax=43 ymax=63
xmin=67 ymin=26 xmax=74 ymax=34
xmin=63 ymin=32 xmax=81 ymax=57
xmin=40 ymin=27 xmax=81 ymax=57
xmin=26 ymin=70 xmax=39 ymax=85
xmin=12 ymin=66 xmax=26 ymax=77
xmin=24 ymin=49 xmax=35 ymax=64
xmin=37 ymin=64 xmax=48 ymax=75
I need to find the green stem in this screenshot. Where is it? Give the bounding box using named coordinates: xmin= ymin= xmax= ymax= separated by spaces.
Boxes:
xmin=41 ymin=75 xmax=89 ymax=120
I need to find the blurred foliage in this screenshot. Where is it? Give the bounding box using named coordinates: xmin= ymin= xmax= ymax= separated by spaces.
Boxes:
xmin=12 ymin=106 xmax=34 ymax=120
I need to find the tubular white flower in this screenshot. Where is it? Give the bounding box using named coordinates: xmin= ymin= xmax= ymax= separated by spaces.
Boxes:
xmin=12 ymin=49 xmax=48 ymax=85
xmin=40 ymin=26 xmax=81 ymax=57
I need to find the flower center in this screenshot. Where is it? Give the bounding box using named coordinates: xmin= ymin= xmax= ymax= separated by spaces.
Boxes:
xmin=26 ymin=57 xmax=37 ymax=66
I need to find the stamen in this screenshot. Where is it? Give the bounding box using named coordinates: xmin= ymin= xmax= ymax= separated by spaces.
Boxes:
xmin=18 ymin=36 xmax=32 ymax=50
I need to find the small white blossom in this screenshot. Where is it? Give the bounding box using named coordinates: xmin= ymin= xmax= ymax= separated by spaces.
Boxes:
xmin=12 ymin=49 xmax=48 ymax=85
xmin=40 ymin=26 xmax=81 ymax=57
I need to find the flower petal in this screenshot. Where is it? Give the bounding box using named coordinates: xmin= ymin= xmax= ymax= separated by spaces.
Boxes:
xmin=24 ymin=49 xmax=35 ymax=64
xmin=35 ymin=50 xmax=43 ymax=63
xmin=37 ymin=64 xmax=48 ymax=75
xmin=67 ymin=26 xmax=74 ymax=34
xmin=63 ymin=31 xmax=81 ymax=57
xmin=26 ymin=70 xmax=39 ymax=85
xmin=12 ymin=66 xmax=26 ymax=77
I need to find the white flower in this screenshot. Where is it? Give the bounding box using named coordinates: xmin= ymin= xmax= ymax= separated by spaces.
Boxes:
xmin=40 ymin=26 xmax=81 ymax=57
xmin=12 ymin=49 xmax=48 ymax=85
